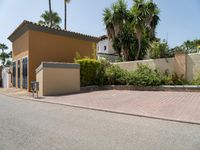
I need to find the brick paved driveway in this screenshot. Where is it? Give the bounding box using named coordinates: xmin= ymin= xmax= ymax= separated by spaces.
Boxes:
xmin=46 ymin=90 xmax=200 ymax=124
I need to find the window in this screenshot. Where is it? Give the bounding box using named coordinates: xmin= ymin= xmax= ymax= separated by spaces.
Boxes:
xmin=17 ymin=60 xmax=20 ymax=88
xmin=104 ymin=46 xmax=107 ymax=51
xmin=22 ymin=57 xmax=28 ymax=89
xmin=12 ymin=62 xmax=16 ymax=87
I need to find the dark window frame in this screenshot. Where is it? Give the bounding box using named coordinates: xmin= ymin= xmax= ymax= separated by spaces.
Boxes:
xmin=17 ymin=60 xmax=21 ymax=88
xmin=22 ymin=57 xmax=28 ymax=89
xmin=12 ymin=61 xmax=16 ymax=87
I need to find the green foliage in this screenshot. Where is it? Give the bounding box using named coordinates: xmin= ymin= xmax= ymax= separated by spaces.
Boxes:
xmin=162 ymin=73 xmax=189 ymax=85
xmin=76 ymin=59 xmax=197 ymax=87
xmin=171 ymin=39 xmax=200 ymax=55
xmin=103 ymin=0 xmax=160 ymax=61
xmin=97 ymin=58 xmax=111 ymax=85
xmin=170 ymin=73 xmax=189 ymax=85
xmin=76 ymin=58 xmax=101 ymax=86
xmin=0 ymin=43 xmax=11 ymax=65
xmin=38 ymin=10 xmax=62 ymax=29
xmin=192 ymin=73 xmax=200 ymax=85
xmin=181 ymin=39 xmax=200 ymax=53
xmin=149 ymin=40 xmax=170 ymax=59
xmin=105 ymin=65 xmax=128 ymax=85
xmin=127 ymin=65 xmax=162 ymax=86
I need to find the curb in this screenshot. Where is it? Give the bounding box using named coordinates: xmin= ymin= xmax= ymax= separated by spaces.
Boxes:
xmin=81 ymin=85 xmax=200 ymax=93
xmin=0 ymin=92 xmax=200 ymax=126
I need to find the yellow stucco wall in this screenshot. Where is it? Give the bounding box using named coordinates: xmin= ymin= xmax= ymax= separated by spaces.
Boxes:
xmin=36 ymin=66 xmax=80 ymax=96
xmin=12 ymin=31 xmax=29 ymax=89
xmin=36 ymin=68 xmax=43 ymax=96
xmin=29 ymin=30 xmax=96 ymax=91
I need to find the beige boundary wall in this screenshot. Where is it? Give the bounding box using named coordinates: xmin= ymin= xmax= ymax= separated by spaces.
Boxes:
xmin=187 ymin=53 xmax=200 ymax=80
xmin=114 ymin=53 xmax=200 ymax=81
xmin=36 ymin=62 xmax=80 ymax=96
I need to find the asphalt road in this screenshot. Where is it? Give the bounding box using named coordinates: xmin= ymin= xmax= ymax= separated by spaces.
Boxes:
xmin=0 ymin=94 xmax=200 ymax=150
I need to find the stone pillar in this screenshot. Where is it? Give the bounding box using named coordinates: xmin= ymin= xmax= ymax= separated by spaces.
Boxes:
xmin=174 ymin=52 xmax=187 ymax=79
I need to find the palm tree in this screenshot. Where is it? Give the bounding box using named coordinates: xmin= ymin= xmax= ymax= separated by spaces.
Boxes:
xmin=131 ymin=0 xmax=160 ymax=60
xmin=38 ymin=10 xmax=62 ymax=28
xmin=64 ymin=0 xmax=71 ymax=30
xmin=0 ymin=44 xmax=10 ymax=65
xmin=0 ymin=44 xmax=8 ymax=53
xmin=103 ymin=0 xmax=130 ymax=60
xmin=49 ymin=0 xmax=53 ymax=27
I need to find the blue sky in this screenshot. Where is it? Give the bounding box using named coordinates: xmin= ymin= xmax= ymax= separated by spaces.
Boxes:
xmin=0 ymin=0 xmax=200 ymax=51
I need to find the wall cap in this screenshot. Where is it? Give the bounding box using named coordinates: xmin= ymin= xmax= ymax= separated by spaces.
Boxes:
xmin=36 ymin=62 xmax=80 ymax=74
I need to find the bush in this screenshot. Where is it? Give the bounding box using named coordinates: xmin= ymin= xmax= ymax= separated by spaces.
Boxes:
xmin=127 ymin=64 xmax=163 ymax=86
xmin=97 ymin=58 xmax=111 ymax=85
xmin=171 ymin=73 xmax=189 ymax=85
xmin=105 ymin=65 xmax=128 ymax=85
xmin=192 ymin=74 xmax=200 ymax=85
xmin=76 ymin=58 xmax=111 ymax=86
xmin=76 ymin=58 xmax=101 ymax=86
xmin=162 ymin=73 xmax=190 ymax=85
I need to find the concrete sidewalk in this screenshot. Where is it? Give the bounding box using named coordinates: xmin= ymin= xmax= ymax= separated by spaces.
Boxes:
xmin=1 ymin=88 xmax=200 ymax=124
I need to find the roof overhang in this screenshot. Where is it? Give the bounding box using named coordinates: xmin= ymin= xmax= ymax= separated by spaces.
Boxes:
xmin=8 ymin=20 xmax=100 ymax=43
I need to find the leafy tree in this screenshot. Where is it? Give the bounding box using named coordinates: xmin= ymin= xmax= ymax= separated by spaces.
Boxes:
xmin=181 ymin=39 xmax=200 ymax=53
xmin=170 ymin=39 xmax=200 ymax=55
xmin=149 ymin=39 xmax=170 ymax=59
xmin=38 ymin=10 xmax=62 ymax=28
xmin=64 ymin=0 xmax=71 ymax=30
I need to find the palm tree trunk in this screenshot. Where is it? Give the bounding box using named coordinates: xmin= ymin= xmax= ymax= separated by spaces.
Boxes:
xmin=135 ymin=31 xmax=142 ymax=60
xmin=64 ymin=0 xmax=67 ymax=30
xmin=124 ymin=49 xmax=130 ymax=61
xmin=49 ymin=0 xmax=53 ymax=27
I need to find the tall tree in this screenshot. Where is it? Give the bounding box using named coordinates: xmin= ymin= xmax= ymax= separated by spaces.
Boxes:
xmin=38 ymin=10 xmax=62 ymax=28
xmin=103 ymin=0 xmax=160 ymax=61
xmin=130 ymin=0 xmax=160 ymax=60
xmin=64 ymin=0 xmax=71 ymax=30
xmin=103 ymin=0 xmax=130 ymax=60
xmin=0 ymin=44 xmax=10 ymax=65
xmin=49 ymin=0 xmax=53 ymax=27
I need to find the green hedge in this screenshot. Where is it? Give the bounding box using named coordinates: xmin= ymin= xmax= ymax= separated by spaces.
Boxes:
xmin=76 ymin=58 xmax=101 ymax=86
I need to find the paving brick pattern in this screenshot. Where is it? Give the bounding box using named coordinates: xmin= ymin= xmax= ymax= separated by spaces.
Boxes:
xmin=46 ymin=90 xmax=200 ymax=124
xmin=1 ymin=88 xmax=200 ymax=124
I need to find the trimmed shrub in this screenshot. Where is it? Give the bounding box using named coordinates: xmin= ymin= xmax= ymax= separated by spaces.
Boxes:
xmin=76 ymin=58 xmax=101 ymax=86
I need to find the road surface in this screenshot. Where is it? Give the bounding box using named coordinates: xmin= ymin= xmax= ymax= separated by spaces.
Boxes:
xmin=0 ymin=94 xmax=200 ymax=150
